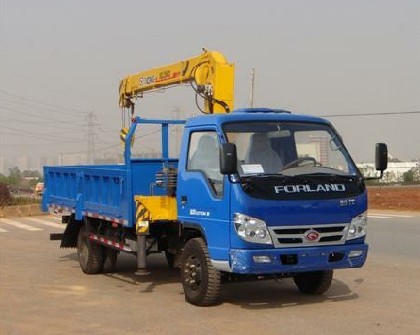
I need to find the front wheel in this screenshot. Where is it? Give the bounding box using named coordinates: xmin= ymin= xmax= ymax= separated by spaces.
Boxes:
xmin=293 ymin=270 xmax=333 ymax=295
xmin=180 ymin=238 xmax=221 ymax=306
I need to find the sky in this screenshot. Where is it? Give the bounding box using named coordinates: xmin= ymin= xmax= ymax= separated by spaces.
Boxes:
xmin=1 ymin=0 xmax=419 ymax=164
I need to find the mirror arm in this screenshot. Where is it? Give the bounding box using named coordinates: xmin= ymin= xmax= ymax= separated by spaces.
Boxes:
xmin=364 ymin=170 xmax=384 ymax=181
xmin=228 ymin=173 xmax=240 ymax=183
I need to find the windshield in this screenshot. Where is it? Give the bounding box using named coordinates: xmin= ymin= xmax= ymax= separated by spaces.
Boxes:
xmin=224 ymin=121 xmax=358 ymax=177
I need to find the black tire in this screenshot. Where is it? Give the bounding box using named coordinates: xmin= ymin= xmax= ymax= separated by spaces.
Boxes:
xmin=293 ymin=270 xmax=333 ymax=295
xmin=77 ymin=225 xmax=104 ymax=274
xmin=180 ymin=238 xmax=221 ymax=306
xmin=102 ymin=249 xmax=118 ymax=273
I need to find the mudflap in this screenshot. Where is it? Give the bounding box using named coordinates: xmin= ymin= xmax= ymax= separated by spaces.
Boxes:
xmin=60 ymin=219 xmax=82 ymax=248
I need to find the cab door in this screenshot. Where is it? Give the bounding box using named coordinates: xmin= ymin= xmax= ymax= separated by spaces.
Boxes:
xmin=177 ymin=129 xmax=231 ymax=261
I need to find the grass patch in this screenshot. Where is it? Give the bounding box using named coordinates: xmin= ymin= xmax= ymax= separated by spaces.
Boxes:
xmin=0 ymin=196 xmax=41 ymax=207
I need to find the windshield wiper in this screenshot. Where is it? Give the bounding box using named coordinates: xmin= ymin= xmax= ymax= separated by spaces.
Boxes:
xmin=241 ymin=173 xmax=309 ymax=183
xmin=296 ymin=172 xmax=357 ymax=182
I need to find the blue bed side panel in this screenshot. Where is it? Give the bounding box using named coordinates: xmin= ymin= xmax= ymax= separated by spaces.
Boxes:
xmin=42 ymin=159 xmax=179 ymax=227
xmin=42 ymin=165 xmax=128 ymax=223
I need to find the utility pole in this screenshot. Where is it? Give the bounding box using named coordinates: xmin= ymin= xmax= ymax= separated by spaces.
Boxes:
xmin=87 ymin=111 xmax=97 ymax=164
xmin=172 ymin=107 xmax=183 ymax=156
xmin=249 ymin=68 xmax=255 ymax=108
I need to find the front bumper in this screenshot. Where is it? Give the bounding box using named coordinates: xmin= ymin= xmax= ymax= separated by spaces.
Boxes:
xmin=225 ymin=243 xmax=368 ymax=274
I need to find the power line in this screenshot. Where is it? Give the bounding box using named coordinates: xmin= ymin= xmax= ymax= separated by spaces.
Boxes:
xmin=2 ymin=126 xmax=86 ymax=143
xmin=1 ymin=115 xmax=85 ymax=132
xmin=2 ymin=138 xmax=85 ymax=147
xmin=2 ymin=131 xmax=86 ymax=144
xmin=56 ymin=128 xmax=162 ymax=155
xmin=320 ymin=110 xmax=420 ymax=117
xmin=2 ymin=106 xmax=113 ymax=143
xmin=58 ymin=143 xmax=121 ymax=155
xmin=1 ymin=106 xmax=85 ymax=126
xmin=1 ymin=90 xmax=88 ymax=115
xmin=2 ymin=97 xmax=86 ymax=119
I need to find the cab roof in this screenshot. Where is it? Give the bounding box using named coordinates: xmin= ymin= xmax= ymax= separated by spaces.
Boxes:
xmin=185 ymin=108 xmax=330 ymax=128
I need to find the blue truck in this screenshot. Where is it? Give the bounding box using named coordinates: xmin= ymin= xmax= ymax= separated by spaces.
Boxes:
xmin=43 ymin=51 xmax=387 ymax=306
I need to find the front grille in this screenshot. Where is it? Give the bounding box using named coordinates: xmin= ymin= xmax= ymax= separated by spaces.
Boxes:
xmin=268 ymin=223 xmax=348 ymax=248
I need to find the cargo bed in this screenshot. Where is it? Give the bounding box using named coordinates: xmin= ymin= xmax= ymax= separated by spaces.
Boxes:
xmin=42 ymin=159 xmax=178 ymax=227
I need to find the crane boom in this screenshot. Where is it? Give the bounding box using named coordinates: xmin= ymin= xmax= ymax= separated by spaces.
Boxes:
xmin=119 ymin=50 xmax=234 ymax=114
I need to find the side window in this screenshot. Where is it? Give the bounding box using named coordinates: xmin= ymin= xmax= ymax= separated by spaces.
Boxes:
xmin=187 ymin=131 xmax=223 ymax=196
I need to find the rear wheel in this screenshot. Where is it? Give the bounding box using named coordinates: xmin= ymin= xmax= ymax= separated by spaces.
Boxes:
xmin=77 ymin=225 xmax=104 ymax=274
xmin=293 ymin=270 xmax=333 ymax=295
xmin=102 ymin=249 xmax=118 ymax=273
xmin=180 ymin=238 xmax=221 ymax=306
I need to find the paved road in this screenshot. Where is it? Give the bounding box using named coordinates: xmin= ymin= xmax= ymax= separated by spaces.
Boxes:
xmin=1 ymin=212 xmax=419 ymax=335
xmin=367 ymin=212 xmax=420 ymax=261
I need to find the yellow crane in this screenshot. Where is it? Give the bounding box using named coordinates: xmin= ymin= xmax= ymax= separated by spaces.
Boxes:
xmin=119 ymin=49 xmax=235 ymax=116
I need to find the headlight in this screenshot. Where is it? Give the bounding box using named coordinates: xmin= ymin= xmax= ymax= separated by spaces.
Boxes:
xmin=346 ymin=212 xmax=367 ymax=240
xmin=233 ymin=213 xmax=273 ymax=245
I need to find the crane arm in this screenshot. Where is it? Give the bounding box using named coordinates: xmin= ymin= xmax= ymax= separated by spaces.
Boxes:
xmin=119 ymin=50 xmax=234 ymax=114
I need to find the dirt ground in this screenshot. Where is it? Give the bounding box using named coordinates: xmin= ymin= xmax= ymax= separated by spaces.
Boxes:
xmin=2 ymin=216 xmax=420 ymax=335
xmin=368 ymin=186 xmax=420 ymax=211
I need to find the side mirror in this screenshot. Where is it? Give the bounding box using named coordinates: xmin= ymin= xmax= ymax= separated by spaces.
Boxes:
xmin=375 ymin=143 xmax=388 ymax=172
xmin=220 ymin=143 xmax=237 ymax=175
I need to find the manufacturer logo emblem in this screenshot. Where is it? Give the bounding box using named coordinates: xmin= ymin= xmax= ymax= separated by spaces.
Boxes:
xmin=304 ymin=229 xmax=320 ymax=242
xmin=274 ymin=184 xmax=346 ymax=194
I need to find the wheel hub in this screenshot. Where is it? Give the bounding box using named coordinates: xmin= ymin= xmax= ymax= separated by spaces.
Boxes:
xmin=184 ymin=256 xmax=202 ymax=290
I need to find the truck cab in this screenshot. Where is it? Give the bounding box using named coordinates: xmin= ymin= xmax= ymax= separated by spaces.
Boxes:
xmin=177 ymin=108 xmax=370 ymax=277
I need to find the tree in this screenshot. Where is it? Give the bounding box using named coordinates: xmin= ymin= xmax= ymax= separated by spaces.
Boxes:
xmin=403 ymin=163 xmax=420 ymax=183
xmin=22 ymin=170 xmax=42 ymax=179
xmin=0 ymin=173 xmax=8 ymax=184
xmin=403 ymin=169 xmax=415 ymax=183
xmin=7 ymin=167 xmax=22 ymax=185
xmin=0 ymin=182 xmax=11 ymax=205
